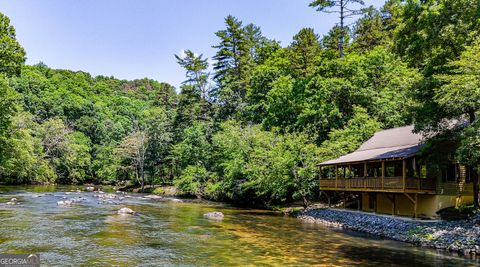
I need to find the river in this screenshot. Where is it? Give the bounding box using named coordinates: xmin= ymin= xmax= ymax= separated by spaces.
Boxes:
xmin=0 ymin=185 xmax=477 ymax=266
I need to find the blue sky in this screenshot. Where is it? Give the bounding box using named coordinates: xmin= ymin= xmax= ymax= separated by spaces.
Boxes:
xmin=0 ymin=0 xmax=385 ymax=89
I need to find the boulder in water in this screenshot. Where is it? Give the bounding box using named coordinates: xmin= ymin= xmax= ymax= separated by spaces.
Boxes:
xmin=85 ymin=186 xmax=95 ymax=191
xmin=6 ymin=198 xmax=18 ymax=205
xmin=117 ymin=207 xmax=135 ymax=215
xmin=57 ymin=200 xmax=74 ymax=207
xmin=203 ymin=211 xmax=224 ymax=220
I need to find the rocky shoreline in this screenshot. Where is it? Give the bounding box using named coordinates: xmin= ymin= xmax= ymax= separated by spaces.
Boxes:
xmin=298 ymin=208 xmax=480 ymax=256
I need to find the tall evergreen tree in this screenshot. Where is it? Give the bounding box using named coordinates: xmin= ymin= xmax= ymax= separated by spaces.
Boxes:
xmin=309 ymin=0 xmax=366 ymax=57
xmin=289 ymin=28 xmax=321 ymax=78
xmin=212 ymin=15 xmax=264 ymax=119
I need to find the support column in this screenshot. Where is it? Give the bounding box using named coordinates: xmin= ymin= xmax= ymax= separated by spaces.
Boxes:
xmin=381 ymin=161 xmax=385 ymax=189
xmin=335 ymin=165 xmax=338 ymax=188
xmin=385 ymin=193 xmax=396 ymax=216
xmin=403 ymin=159 xmax=407 ymax=190
xmin=364 ymin=162 xmax=367 ymax=177
xmin=393 ymin=194 xmax=396 ymax=215
xmin=404 ymin=193 xmax=417 ymax=219
xmin=414 ymin=193 xmax=418 ymax=219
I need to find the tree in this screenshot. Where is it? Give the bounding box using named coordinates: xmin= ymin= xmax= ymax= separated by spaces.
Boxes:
xmin=212 ymin=16 xmax=265 ymax=119
xmin=175 ymin=50 xmax=211 ymax=102
xmin=116 ymin=130 xmax=149 ymax=191
xmin=174 ymin=50 xmax=213 ymax=137
xmin=392 ymin=0 xmax=480 ymax=132
xmin=143 ymin=107 xmax=173 ymax=184
xmin=289 ymin=28 xmax=321 ymax=78
xmin=435 ymin=40 xmax=480 ymax=125
xmin=38 ymin=118 xmax=91 ymax=184
xmin=351 ymin=7 xmax=390 ymax=53
xmin=0 ymin=112 xmax=55 ymax=184
xmin=309 ymin=0 xmax=366 ymax=57
xmin=0 ymin=75 xmax=17 ymax=138
xmin=0 ymin=12 xmax=26 ymax=77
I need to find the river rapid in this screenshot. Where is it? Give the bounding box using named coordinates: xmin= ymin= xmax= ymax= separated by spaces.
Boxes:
xmin=0 ymin=185 xmax=477 ymax=266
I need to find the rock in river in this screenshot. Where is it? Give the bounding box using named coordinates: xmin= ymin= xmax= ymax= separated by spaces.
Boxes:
xmin=57 ymin=200 xmax=74 ymax=207
xmin=6 ymin=198 xmax=18 ymax=205
xmin=203 ymin=211 xmax=224 ymax=220
xmin=144 ymin=195 xmax=163 ymax=200
xmin=117 ymin=207 xmax=135 ymax=215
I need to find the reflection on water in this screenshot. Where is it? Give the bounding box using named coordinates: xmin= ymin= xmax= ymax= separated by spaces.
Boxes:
xmin=0 ymin=185 xmax=477 ymax=266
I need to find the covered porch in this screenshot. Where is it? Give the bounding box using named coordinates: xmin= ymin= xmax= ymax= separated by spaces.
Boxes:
xmin=319 ymin=158 xmax=436 ymax=193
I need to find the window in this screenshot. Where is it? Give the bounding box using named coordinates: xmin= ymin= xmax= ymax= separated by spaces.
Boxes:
xmin=385 ymin=161 xmax=403 ymax=177
xmin=443 ymin=164 xmax=457 ymax=182
xmin=419 ymin=165 xmax=427 ymax=179
xmin=367 ymin=163 xmax=382 ymax=177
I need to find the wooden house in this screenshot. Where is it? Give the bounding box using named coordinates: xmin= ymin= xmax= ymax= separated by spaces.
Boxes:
xmin=318 ymin=125 xmax=478 ymax=218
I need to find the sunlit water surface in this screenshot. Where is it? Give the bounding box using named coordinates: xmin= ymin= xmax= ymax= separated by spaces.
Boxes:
xmin=0 ymin=185 xmax=478 ymax=266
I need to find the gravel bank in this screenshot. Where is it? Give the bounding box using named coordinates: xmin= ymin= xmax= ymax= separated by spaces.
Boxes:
xmin=298 ymin=208 xmax=480 ymax=256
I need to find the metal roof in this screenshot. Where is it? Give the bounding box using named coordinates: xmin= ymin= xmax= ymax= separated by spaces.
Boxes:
xmin=318 ymin=125 xmax=424 ymax=166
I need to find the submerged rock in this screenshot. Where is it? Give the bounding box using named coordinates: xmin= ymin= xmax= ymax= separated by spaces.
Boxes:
xmin=203 ymin=211 xmax=224 ymax=220
xmin=144 ymin=195 xmax=163 ymax=200
xmin=118 ymin=207 xmax=135 ymax=215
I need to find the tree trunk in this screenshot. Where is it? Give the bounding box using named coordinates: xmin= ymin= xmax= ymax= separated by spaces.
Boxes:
xmin=140 ymin=164 xmax=145 ymax=193
xmin=303 ymin=196 xmax=309 ymax=209
xmin=339 ymin=0 xmax=345 ymax=58
xmin=474 ymin=169 xmax=479 ymax=209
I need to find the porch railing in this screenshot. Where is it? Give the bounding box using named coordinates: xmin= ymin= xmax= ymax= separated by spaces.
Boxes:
xmin=319 ymin=176 xmax=435 ymax=191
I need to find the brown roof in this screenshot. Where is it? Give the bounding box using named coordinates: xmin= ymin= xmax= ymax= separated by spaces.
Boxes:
xmin=318 ymin=125 xmax=424 ymax=166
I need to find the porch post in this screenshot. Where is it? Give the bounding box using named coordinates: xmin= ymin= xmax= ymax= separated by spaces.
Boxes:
xmin=414 ymin=193 xmax=418 ymax=219
xmin=381 ymin=160 xmax=385 ymax=189
xmin=364 ymin=162 xmax=367 ymax=189
xmin=364 ymin=162 xmax=367 ymax=177
xmin=335 ymin=165 xmax=338 ymax=188
xmin=392 ymin=194 xmax=396 ymax=215
xmin=403 ymin=159 xmax=407 ymax=190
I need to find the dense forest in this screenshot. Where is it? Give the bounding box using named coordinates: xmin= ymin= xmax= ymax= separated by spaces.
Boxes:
xmin=0 ymin=0 xmax=479 ymax=207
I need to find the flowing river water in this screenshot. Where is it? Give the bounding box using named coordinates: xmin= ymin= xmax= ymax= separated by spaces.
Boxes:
xmin=0 ymin=185 xmax=478 ymax=266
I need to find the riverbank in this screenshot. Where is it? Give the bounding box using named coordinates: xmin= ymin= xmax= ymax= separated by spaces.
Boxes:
xmin=298 ymin=208 xmax=480 ymax=256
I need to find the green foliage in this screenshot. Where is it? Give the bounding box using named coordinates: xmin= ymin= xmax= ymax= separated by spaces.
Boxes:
xmin=318 ymin=106 xmax=382 ymax=161
xmin=0 ymin=112 xmax=55 ymax=184
xmin=289 ymin=28 xmax=321 ymax=78
xmin=0 ymin=12 xmax=26 ymax=77
xmin=435 ymin=40 xmax=480 ymax=122
xmin=0 ymin=75 xmax=18 ymax=136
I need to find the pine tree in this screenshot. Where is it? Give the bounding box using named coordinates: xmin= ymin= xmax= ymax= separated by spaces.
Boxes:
xmin=309 ymin=0 xmax=366 ymax=57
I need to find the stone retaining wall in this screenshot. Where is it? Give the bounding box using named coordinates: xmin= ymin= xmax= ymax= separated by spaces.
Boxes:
xmin=298 ymin=208 xmax=480 ymax=256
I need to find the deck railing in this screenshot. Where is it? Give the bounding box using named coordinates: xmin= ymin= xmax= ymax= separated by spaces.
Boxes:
xmin=319 ymin=176 xmax=436 ymax=191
